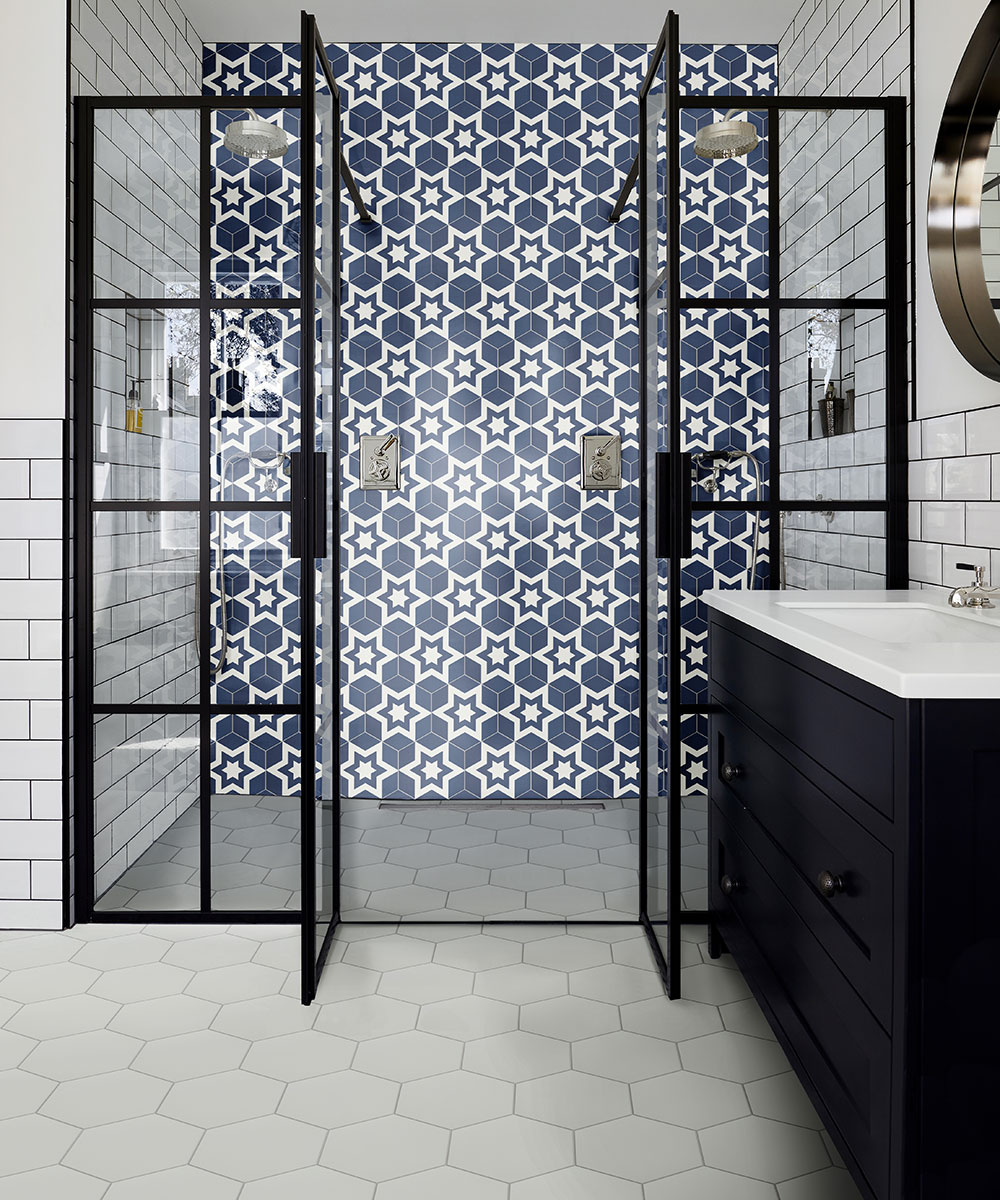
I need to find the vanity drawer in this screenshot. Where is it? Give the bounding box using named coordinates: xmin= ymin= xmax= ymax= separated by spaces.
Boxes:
xmin=711 ymin=708 xmax=893 ymax=1029
xmin=711 ymin=806 xmax=891 ymax=1199
xmin=710 ymin=618 xmax=896 ymax=820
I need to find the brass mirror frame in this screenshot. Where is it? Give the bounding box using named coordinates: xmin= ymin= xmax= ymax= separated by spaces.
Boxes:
xmin=929 ymin=0 xmax=1000 ymax=380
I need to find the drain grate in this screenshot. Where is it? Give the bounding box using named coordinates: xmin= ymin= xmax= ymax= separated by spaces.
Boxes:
xmin=378 ymin=801 xmax=606 ymax=812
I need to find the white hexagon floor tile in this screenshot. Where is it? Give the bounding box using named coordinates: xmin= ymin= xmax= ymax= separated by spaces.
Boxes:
xmin=0 ymin=921 xmax=855 ymax=1197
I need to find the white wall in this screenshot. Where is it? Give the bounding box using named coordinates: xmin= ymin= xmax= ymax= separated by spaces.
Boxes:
xmin=0 ymin=1 xmax=67 ymax=928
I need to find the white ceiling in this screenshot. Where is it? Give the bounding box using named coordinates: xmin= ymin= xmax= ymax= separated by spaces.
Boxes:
xmin=183 ymin=1 xmax=804 ymax=46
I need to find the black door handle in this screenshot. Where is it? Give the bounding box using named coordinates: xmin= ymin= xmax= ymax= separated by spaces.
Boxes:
xmin=655 ymin=451 xmax=692 ymax=559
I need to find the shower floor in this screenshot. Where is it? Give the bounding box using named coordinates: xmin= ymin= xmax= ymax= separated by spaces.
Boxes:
xmin=95 ymin=794 xmax=302 ymax=913
xmin=96 ymin=793 xmax=707 ymax=917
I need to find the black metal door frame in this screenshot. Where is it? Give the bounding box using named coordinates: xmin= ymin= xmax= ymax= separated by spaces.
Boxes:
xmin=634 ymin=12 xmax=909 ymax=999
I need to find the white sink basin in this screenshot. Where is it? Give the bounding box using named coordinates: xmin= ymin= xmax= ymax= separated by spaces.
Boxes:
xmin=776 ymin=601 xmax=1000 ymax=644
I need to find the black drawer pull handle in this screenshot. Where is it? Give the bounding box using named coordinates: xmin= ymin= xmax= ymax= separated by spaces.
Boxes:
xmin=721 ymin=762 xmax=744 ymax=784
xmin=720 ymin=874 xmax=744 ymax=896
xmin=817 ymin=870 xmax=845 ymax=898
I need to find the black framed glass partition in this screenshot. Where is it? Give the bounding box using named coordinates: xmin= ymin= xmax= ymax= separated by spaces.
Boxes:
xmin=73 ymin=15 xmax=367 ymax=1001
xmin=639 ymin=13 xmax=908 ymax=997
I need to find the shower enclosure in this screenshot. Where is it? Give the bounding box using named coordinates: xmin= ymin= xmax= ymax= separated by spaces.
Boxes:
xmin=74 ymin=14 xmax=362 ymax=1000
xmin=71 ymin=10 xmax=908 ymax=1004
xmin=638 ymin=15 xmax=908 ymax=991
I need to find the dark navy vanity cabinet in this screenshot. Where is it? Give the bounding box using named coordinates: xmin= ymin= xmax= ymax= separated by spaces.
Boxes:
xmin=707 ymin=610 xmax=1000 ymax=1200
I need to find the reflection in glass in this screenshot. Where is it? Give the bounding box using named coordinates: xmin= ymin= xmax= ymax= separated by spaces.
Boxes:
xmin=93 ymin=308 xmax=200 ymax=502
xmin=93 ymin=713 xmax=200 ymax=911
xmin=93 ymin=510 xmax=199 ymax=707
xmin=93 ymin=108 xmax=200 ymax=300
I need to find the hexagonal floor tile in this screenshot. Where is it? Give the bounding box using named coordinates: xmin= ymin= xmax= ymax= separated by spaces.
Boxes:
xmin=377 ymin=963 xmax=472 ymax=1004
xmin=570 ymin=964 xmax=664 ymax=1005
xmin=64 ymin=1114 xmax=201 ymax=1181
xmin=242 ymin=1030 xmax=354 ymax=1081
xmin=417 ymin=994 xmax=519 ymax=1040
xmin=701 ymin=1115 xmax=830 ymax=1183
xmin=519 ymin=994 xmax=620 ymax=1042
xmin=0 ymin=1114 xmax=77 ymax=1175
xmin=576 ymin=1115 xmax=701 ymax=1183
xmin=0 ymin=1069 xmax=56 ymax=1119
xmin=132 ymin=1030 xmax=248 ymax=1081
xmin=525 ymin=886 xmax=605 ymax=916
xmin=473 ymin=964 xmax=566 ymax=1004
xmin=184 ymin=963 xmax=285 ymax=1004
xmin=88 ymin=963 xmax=192 ymax=1004
xmin=680 ymin=961 xmax=754 ymax=1005
xmin=314 ymin=963 xmax=380 ymax=1003
xmin=377 ymin=1165 xmax=507 ymax=1199
xmin=398 ymin=1069 xmax=513 ymax=1128
xmin=103 ymin=1164 xmax=241 ymax=1199
xmin=41 ymin=1069 xmax=169 ymax=1127
xmin=0 ymin=1165 xmax=108 ymax=1199
xmin=107 ymin=994 xmax=218 ymax=1040
xmin=0 ymin=1028 xmax=36 ymax=1070
xmin=6 ymin=994 xmax=118 ymax=1041
xmin=414 ymin=864 xmax=492 ymax=891
xmin=516 ymin=1070 xmax=630 ymax=1128
xmin=776 ymin=1165 xmax=865 ymax=1199
xmin=0 ymin=935 xmax=79 ymax=970
xmin=645 ymin=1166 xmax=779 ymax=1199
xmin=315 ymin=991 xmax=415 ymax=1039
xmin=679 ymin=1031 xmax=789 ymax=1083
xmin=721 ymin=997 xmax=776 ymax=1041
xmin=432 ymin=935 xmax=523 ymax=972
xmin=448 ymin=1114 xmax=573 ymax=1182
xmin=444 ymin=886 xmax=524 ymax=917
xmin=71 ymin=934 xmax=168 ymax=972
xmin=463 ymin=1030 xmax=570 ymax=1082
xmin=0 ymin=963 xmax=99 ymax=1004
xmin=22 ymin=1029 xmax=141 ymax=1081
xmin=746 ymin=1071 xmax=824 ymax=1129
xmin=621 ymin=996 xmax=723 ymax=1042
xmin=320 ymin=1114 xmax=448 ymax=1182
xmin=633 ymin=1069 xmax=751 ymax=1128
xmin=571 ymin=1030 xmax=680 ymax=1082
xmin=278 ymin=1069 xmax=398 ymax=1127
xmin=523 ymin=935 xmax=611 ymax=972
xmin=510 ymin=1165 xmax=642 ymax=1200
xmin=342 ymin=934 xmax=434 ymax=972
xmin=162 ymin=934 xmax=258 ymax=972
xmin=210 ymin=994 xmax=314 ymax=1040
xmin=193 ymin=1114 xmax=325 ymax=1182
xmin=240 ymin=1166 xmax=374 ymax=1199
xmin=352 ymin=1030 xmax=462 ymax=1082
xmin=160 ymin=1070 xmax=284 ymax=1127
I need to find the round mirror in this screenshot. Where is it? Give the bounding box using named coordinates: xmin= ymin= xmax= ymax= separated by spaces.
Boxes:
xmin=929 ymin=0 xmax=1000 ymax=380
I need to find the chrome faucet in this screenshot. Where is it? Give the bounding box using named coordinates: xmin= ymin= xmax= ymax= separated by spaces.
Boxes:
xmin=948 ymin=563 xmax=997 ymax=609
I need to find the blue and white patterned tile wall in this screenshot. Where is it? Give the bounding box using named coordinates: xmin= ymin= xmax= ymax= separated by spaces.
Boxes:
xmin=203 ymin=40 xmax=777 ymax=801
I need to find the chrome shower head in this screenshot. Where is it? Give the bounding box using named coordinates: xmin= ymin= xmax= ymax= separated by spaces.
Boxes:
xmin=694 ymin=111 xmax=759 ymax=160
xmin=223 ymin=116 xmax=290 ymax=160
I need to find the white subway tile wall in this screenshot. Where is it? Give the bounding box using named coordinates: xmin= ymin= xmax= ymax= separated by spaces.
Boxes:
xmin=0 ymin=0 xmax=204 ymax=931
xmin=779 ymin=0 xmax=910 ymax=590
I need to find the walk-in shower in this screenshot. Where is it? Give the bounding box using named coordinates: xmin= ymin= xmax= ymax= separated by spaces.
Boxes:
xmin=72 ymin=10 xmax=908 ymax=1003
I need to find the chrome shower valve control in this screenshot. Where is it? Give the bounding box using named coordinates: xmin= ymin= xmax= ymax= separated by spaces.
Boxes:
xmin=948 ymin=562 xmax=997 ymax=609
xmin=581 ymin=433 xmax=622 ymax=490
xmin=360 ymin=434 xmax=401 ymax=490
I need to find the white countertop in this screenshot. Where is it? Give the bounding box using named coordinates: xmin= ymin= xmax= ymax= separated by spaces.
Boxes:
xmin=702 ymin=589 xmax=1000 ymax=698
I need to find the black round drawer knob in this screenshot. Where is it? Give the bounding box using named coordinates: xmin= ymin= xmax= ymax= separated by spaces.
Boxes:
xmin=720 ymin=874 xmax=744 ymax=896
xmin=720 ymin=762 xmax=744 ymax=784
xmin=817 ymin=870 xmax=845 ymax=898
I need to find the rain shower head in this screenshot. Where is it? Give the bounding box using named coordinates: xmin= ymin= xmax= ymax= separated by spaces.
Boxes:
xmin=694 ymin=111 xmax=759 ymax=160
xmin=223 ymin=116 xmax=290 ymax=160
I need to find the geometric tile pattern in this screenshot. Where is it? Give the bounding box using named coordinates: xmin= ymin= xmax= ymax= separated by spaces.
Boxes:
xmin=0 ymin=922 xmax=862 ymax=1197
xmin=202 ymin=41 xmax=777 ymax=802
